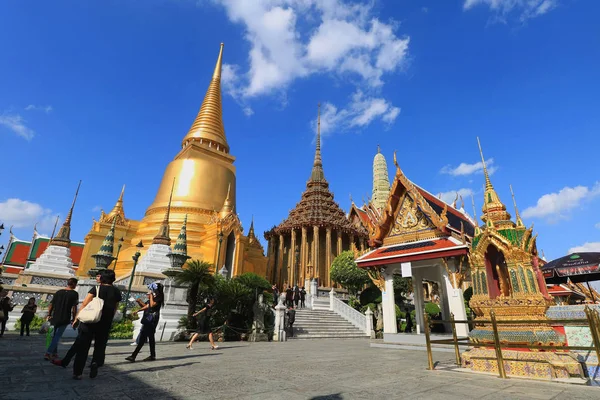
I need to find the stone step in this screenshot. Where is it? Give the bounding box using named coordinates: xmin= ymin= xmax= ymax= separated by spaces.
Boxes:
xmin=294 ymin=328 xmax=363 ymax=334
xmin=290 ymin=333 xmax=369 ymax=339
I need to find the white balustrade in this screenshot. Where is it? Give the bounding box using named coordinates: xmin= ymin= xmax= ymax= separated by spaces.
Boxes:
xmin=329 ymin=289 xmax=371 ymax=336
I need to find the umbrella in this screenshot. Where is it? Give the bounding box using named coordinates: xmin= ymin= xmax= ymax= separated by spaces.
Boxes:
xmin=542 ymin=252 xmax=600 ymax=302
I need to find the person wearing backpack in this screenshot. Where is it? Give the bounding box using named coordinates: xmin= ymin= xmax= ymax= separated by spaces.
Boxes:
xmin=72 ymin=269 xmax=122 ymax=380
xmin=125 ymin=282 xmax=164 ymax=362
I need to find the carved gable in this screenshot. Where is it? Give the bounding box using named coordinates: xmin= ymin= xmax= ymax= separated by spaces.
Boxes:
xmin=384 ymin=193 xmax=443 ymax=245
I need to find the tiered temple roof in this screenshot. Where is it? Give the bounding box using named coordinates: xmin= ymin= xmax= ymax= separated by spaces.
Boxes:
xmin=270 ymin=106 xmax=364 ymax=237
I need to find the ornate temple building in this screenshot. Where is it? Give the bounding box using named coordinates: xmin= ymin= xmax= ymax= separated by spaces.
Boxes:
xmin=264 ymin=108 xmax=368 ymax=289
xmin=77 ymin=43 xmax=267 ymax=279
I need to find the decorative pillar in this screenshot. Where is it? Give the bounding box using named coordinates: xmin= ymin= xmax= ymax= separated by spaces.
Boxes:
xmin=336 ymin=230 xmax=342 ymax=256
xmin=365 ymin=307 xmax=375 ymax=338
xmin=313 ymin=226 xmax=320 ymax=285
xmin=290 ymin=229 xmax=297 ymax=285
xmin=301 ymin=227 xmax=307 ymax=283
xmin=350 ymin=234 xmax=356 ymax=253
xmin=412 ymin=268 xmax=424 ymax=334
xmin=360 ymin=239 xmax=365 ymax=252
xmin=440 ymin=264 xmax=468 ymax=337
xmin=382 ymin=267 xmax=397 ymax=334
xmin=325 ymin=228 xmax=332 ymax=287
xmin=278 ymin=234 xmax=284 ymax=287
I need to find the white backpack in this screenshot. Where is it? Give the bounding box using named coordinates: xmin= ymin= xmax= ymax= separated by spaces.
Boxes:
xmin=77 ymin=286 xmax=104 ymax=324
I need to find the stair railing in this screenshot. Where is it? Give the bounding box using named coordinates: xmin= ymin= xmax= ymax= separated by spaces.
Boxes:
xmin=329 ymin=289 xmax=374 ymax=337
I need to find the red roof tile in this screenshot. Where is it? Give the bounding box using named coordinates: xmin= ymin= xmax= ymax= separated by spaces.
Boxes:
xmin=357 ymin=238 xmax=468 ymax=267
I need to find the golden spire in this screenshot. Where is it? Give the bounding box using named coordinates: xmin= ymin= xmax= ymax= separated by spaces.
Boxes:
xmin=471 ymin=194 xmax=481 ymax=236
xmin=51 ymin=181 xmax=82 ymax=248
xmin=152 ymin=178 xmax=175 ymax=246
xmin=181 ymin=43 xmax=228 ymax=151
xmin=509 ymin=184 xmax=524 ymax=227
xmin=104 ymin=185 xmax=127 ymax=225
xmin=220 ymin=183 xmax=234 ymax=218
xmin=310 ymin=103 xmax=325 ymax=182
xmin=476 ymin=137 xmax=510 ymax=225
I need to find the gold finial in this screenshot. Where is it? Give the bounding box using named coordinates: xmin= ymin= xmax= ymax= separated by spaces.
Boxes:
xmin=51 ymin=180 xmax=82 ymax=248
xmin=152 ymin=178 xmax=175 ymax=246
xmin=471 ymin=194 xmax=481 ymax=236
xmin=477 ymin=137 xmax=493 ymax=190
xmin=220 ymin=183 xmax=234 ymax=218
xmin=349 ymin=193 xmax=354 ymax=204
xmin=182 ymin=43 xmax=228 ymax=150
xmin=310 ymin=103 xmax=325 ymax=182
xmin=105 ymin=184 xmax=126 ymax=224
xmin=452 ymin=192 xmax=459 ymax=208
xmin=509 ymin=184 xmax=524 ymax=227
xmin=393 ymin=150 xmax=399 ymax=169
xmin=460 ymin=195 xmax=465 ymax=210
xmin=377 ymin=144 xmax=380 ymax=154
xmin=542 ymin=249 xmax=547 ymax=260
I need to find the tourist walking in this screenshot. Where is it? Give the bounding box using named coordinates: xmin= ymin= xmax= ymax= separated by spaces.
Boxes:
xmin=285 ymin=285 xmax=293 ymax=307
xmin=126 ymin=282 xmax=164 ymax=362
xmin=186 ymin=298 xmax=218 ymax=350
xmin=300 ymin=287 xmax=306 ymax=308
xmin=45 ymin=278 xmax=79 ymax=360
xmin=72 ymin=269 xmax=122 ymax=380
xmin=272 ymin=285 xmax=279 ymax=307
xmin=293 ymin=285 xmax=300 ymax=308
xmin=20 ymin=297 xmax=37 ymax=337
xmin=0 ymin=297 xmax=15 ymax=336
xmin=285 ymin=306 xmax=295 ymax=338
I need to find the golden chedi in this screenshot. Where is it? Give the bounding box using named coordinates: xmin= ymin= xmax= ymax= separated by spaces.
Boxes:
xmin=78 ymin=43 xmax=267 ymax=278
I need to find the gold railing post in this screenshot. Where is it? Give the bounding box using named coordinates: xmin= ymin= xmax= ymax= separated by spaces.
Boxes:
xmin=490 ymin=310 xmax=507 ymax=379
xmin=585 ymin=307 xmax=600 ymax=363
xmin=450 ymin=312 xmax=461 ymax=365
xmin=424 ymin=311 xmax=434 ymax=370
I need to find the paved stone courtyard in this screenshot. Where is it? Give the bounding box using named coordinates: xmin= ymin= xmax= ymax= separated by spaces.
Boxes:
xmin=0 ymin=332 xmax=598 ymax=400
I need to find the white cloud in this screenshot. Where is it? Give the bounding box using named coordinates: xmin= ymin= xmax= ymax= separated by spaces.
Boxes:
xmin=522 ymin=183 xmax=600 ymax=220
xmin=568 ymin=242 xmax=600 ymax=254
xmin=0 ymin=199 xmax=57 ymax=233
xmin=437 ymin=188 xmax=474 ymax=206
xmin=210 ymin=0 xmax=407 ymax=131
xmin=441 ymin=158 xmax=497 ymax=176
xmin=92 ymin=205 xmax=102 ymax=212
xmin=595 ymin=222 xmax=600 ymax=229
xmin=317 ymin=90 xmax=400 ymax=135
xmin=0 ymin=112 xmax=35 ymax=140
xmin=25 ymin=104 xmax=53 ymax=113
xmin=463 ymin=0 xmax=558 ymax=21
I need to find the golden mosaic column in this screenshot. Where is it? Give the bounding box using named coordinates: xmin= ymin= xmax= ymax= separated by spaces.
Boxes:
xmin=337 ymin=230 xmax=343 ymax=256
xmin=290 ymin=229 xmax=297 ymax=286
xmin=326 ymin=228 xmax=332 ymax=287
xmin=313 ymin=226 xmax=320 ymax=285
xmin=301 ymin=227 xmax=307 ymax=283
xmin=278 ymin=234 xmax=284 ymax=287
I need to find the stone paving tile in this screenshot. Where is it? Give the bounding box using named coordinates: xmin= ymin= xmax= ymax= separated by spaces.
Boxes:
xmin=1 ymin=332 xmax=600 ymax=399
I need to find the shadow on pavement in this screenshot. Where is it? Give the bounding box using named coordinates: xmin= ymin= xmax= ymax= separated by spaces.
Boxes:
xmin=310 ymin=394 xmax=344 ymax=400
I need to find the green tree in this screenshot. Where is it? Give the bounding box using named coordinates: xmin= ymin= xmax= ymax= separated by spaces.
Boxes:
xmin=174 ymin=259 xmax=215 ymax=321
xmin=393 ymin=276 xmax=413 ymax=303
xmin=330 ymin=251 xmax=370 ymax=295
xmin=234 ymin=272 xmax=271 ymax=296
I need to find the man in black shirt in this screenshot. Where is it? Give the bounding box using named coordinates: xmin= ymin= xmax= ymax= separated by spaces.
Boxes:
xmin=45 ymin=278 xmax=79 ymax=360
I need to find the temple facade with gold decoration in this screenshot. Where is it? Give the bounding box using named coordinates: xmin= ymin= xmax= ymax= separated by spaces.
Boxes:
xmin=264 ymin=107 xmax=369 ymax=289
xmin=77 ymin=43 xmax=267 ymax=280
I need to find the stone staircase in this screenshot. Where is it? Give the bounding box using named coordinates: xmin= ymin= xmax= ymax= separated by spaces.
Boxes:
xmin=290 ymin=297 xmax=370 ymax=340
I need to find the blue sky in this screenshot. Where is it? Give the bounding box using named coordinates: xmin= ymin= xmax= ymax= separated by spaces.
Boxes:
xmin=1 ymin=0 xmax=599 ymax=265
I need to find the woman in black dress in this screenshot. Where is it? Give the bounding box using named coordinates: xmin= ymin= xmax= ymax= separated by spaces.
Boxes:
xmin=126 ymin=282 xmax=164 ymax=362
xmin=1 ymin=297 xmax=15 ymax=336
xmin=20 ymin=297 xmax=37 ymax=336
xmin=186 ymin=298 xmax=218 ymax=350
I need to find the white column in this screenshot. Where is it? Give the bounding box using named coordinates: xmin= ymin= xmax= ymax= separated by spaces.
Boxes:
xmin=382 ymin=267 xmax=397 ymax=334
xmin=413 ymin=268 xmax=424 ymax=335
xmin=365 ymin=307 xmax=375 ymax=338
xmin=440 ymin=265 xmax=469 ymax=337
xmin=329 ymin=288 xmax=335 ymax=311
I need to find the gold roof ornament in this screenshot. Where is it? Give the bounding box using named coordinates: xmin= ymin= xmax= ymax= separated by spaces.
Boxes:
xmin=509 ymin=184 xmax=525 ymax=227
xmin=477 ymin=137 xmax=511 ymax=226
xmin=182 ymin=43 xmax=228 ymax=152
xmin=100 ymin=185 xmax=127 ymax=225
xmin=51 ymin=180 xmax=82 ymax=248
xmin=471 ymin=194 xmax=481 ymax=236
xmin=152 ymin=178 xmax=175 ymax=246
xmin=220 ymin=183 xmax=234 ymax=219
xmin=310 ymin=103 xmax=325 ymax=182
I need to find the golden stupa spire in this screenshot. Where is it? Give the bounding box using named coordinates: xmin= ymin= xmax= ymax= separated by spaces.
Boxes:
xmin=509 ymin=184 xmax=524 ymax=227
xmin=152 ymin=178 xmax=175 ymax=246
xmin=476 ymin=137 xmax=510 ymax=225
xmin=51 ymin=181 xmax=82 ymax=248
xmin=103 ymin=185 xmax=126 ymax=224
xmin=220 ymin=183 xmax=234 ymax=218
xmin=310 ymin=103 xmax=326 ymax=182
xmin=471 ymin=194 xmax=481 ymax=236
xmin=182 ymin=43 xmax=228 ymax=151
